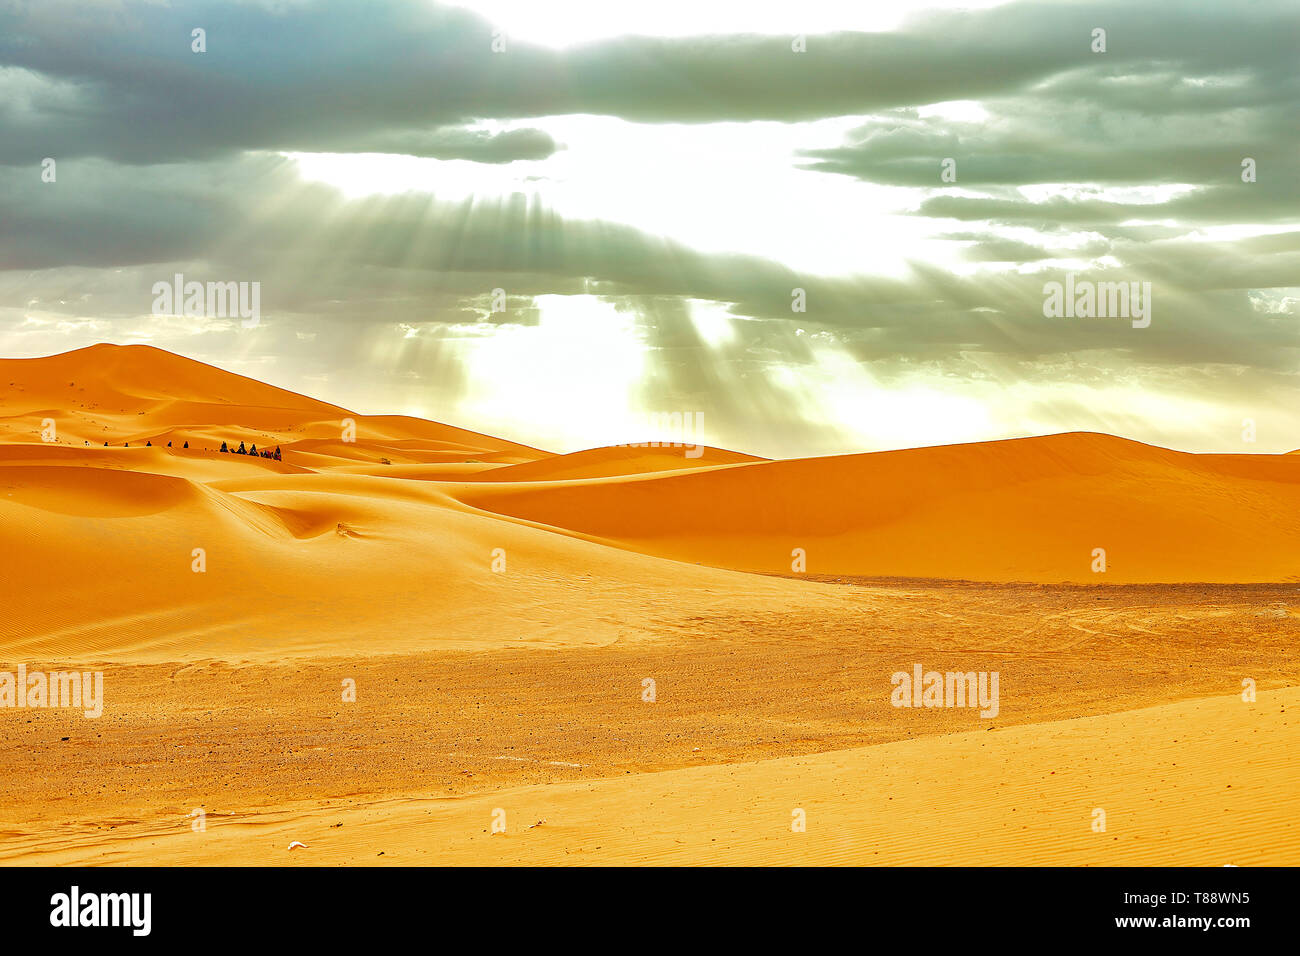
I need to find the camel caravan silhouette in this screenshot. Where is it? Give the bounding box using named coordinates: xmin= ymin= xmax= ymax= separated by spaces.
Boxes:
xmin=220 ymin=440 xmax=281 ymax=461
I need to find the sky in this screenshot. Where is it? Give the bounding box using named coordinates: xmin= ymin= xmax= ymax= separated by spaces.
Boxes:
xmin=1 ymin=0 xmax=1297 ymax=457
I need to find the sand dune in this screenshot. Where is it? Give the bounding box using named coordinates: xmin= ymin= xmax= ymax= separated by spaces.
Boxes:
xmin=1 ymin=345 xmax=1297 ymax=666
xmin=5 ymin=345 xmax=1297 ymax=598
xmin=0 ymin=343 xmax=545 ymax=462
xmin=1 ymin=456 xmax=850 ymax=661
xmin=1 ymin=343 xmax=1297 ymax=867
xmin=448 ymin=433 xmax=1300 ymax=583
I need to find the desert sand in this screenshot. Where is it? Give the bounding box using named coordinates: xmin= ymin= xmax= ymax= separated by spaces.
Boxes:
xmin=1 ymin=343 xmax=1297 ymax=865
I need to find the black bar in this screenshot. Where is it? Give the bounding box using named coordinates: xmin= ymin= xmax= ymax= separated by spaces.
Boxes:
xmin=0 ymin=866 xmax=1279 ymax=943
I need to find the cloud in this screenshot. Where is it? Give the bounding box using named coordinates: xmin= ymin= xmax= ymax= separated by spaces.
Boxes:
xmin=4 ymin=0 xmax=1294 ymax=165
xmin=2 ymin=0 xmax=1297 ymax=456
xmin=3 ymin=149 xmax=1296 ymax=378
xmin=344 ymin=127 xmax=560 ymax=162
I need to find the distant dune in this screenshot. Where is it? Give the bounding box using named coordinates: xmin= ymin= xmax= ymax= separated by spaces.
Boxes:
xmin=449 ymin=431 xmax=1300 ymax=583
xmin=0 ymin=343 xmax=545 ymax=461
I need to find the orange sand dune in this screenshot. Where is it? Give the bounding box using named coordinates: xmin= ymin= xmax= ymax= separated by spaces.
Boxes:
xmin=0 ymin=456 xmax=851 ymax=661
xmin=448 ymin=432 xmax=1300 ymax=583
xmin=0 ymin=344 xmax=546 ymax=464
xmin=1 ymin=342 xmax=343 ymax=415
xmin=1 ymin=344 xmax=1296 ymax=644
xmin=0 ymin=362 xmax=856 ymax=660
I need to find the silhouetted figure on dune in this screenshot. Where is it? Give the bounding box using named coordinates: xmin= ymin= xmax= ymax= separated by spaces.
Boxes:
xmin=183 ymin=441 xmax=189 ymax=449
xmin=216 ymin=439 xmax=276 ymax=457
